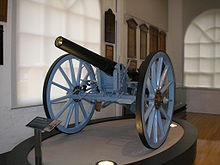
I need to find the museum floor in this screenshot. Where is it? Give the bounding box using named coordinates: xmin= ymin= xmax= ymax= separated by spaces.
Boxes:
xmin=183 ymin=112 xmax=220 ymax=165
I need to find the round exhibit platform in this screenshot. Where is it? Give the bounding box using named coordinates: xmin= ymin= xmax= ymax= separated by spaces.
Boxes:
xmin=7 ymin=117 xmax=197 ymax=165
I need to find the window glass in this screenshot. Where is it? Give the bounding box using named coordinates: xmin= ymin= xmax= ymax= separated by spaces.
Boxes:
xmin=184 ymin=10 xmax=220 ymax=88
xmin=15 ymin=0 xmax=101 ymax=107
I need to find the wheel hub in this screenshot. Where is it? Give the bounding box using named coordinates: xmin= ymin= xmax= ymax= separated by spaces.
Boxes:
xmin=154 ymin=90 xmax=163 ymax=109
xmin=72 ymin=86 xmax=82 ymax=102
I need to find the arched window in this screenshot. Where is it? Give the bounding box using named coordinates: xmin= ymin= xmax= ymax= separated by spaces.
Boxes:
xmin=14 ymin=0 xmax=101 ymax=107
xmin=184 ymin=9 xmax=220 ymax=88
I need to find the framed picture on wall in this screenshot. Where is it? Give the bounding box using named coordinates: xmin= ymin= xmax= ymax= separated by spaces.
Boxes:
xmin=105 ymin=45 xmax=114 ymax=61
xmin=140 ymin=24 xmax=148 ymax=59
xmin=159 ymin=31 xmax=166 ymax=51
xmin=105 ymin=9 xmax=115 ymax=43
xmin=149 ymin=25 xmax=159 ymax=53
xmin=127 ymin=19 xmax=137 ymax=58
xmin=0 ymin=0 xmax=8 ymax=22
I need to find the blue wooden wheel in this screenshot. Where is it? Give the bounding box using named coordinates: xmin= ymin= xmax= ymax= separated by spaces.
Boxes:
xmin=43 ymin=54 xmax=96 ymax=134
xmin=136 ymin=51 xmax=175 ymax=149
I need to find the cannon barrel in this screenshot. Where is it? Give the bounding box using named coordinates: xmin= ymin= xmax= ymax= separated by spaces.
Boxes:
xmin=55 ymin=36 xmax=117 ymax=76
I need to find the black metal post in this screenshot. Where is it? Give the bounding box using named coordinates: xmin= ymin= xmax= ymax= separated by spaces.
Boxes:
xmin=34 ymin=129 xmax=42 ymax=165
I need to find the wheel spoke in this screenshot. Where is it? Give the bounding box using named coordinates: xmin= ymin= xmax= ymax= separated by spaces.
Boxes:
xmin=157 ymin=110 xmax=165 ymax=136
xmin=55 ymin=100 xmax=72 ymax=119
xmin=69 ymin=59 xmax=77 ymax=86
xmin=163 ymin=97 xmax=173 ymax=104
xmin=52 ymin=81 xmax=70 ymax=91
xmin=77 ymin=62 xmax=83 ymax=85
xmin=145 ymin=97 xmax=155 ymax=101
xmin=147 ymin=108 xmax=156 ymax=137
xmin=64 ymin=103 xmax=75 ymax=128
xmin=147 ymin=77 xmax=154 ymax=94
xmin=83 ymin=72 xmax=89 ymax=80
xmin=153 ymin=113 xmax=158 ymax=143
xmin=151 ymin=62 xmax=157 ymax=89
xmin=160 ymin=108 xmax=169 ymax=120
xmin=156 ymin=57 xmax=163 ymax=87
xmin=144 ymin=104 xmax=154 ymax=122
xmin=161 ymin=81 xmax=173 ymax=94
xmin=59 ymin=66 xmax=73 ymax=88
xmin=80 ymin=72 xmax=89 ymax=86
xmin=75 ymin=103 xmax=79 ymax=127
xmin=51 ymin=95 xmax=69 ymax=103
xmin=159 ymin=65 xmax=169 ymax=89
xmin=79 ymin=102 xmax=88 ymax=119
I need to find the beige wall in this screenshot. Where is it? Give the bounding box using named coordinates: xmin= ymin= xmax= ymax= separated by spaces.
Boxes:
xmin=126 ymin=0 xmax=168 ymax=31
xmin=186 ymin=88 xmax=220 ymax=114
xmin=167 ymin=0 xmax=183 ymax=86
xmin=167 ymin=0 xmax=220 ymax=114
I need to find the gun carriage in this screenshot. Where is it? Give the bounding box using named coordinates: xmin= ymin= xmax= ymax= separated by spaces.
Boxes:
xmin=43 ymin=36 xmax=175 ymax=149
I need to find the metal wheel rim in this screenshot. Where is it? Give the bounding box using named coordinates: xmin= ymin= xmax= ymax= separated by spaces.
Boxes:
xmin=43 ymin=54 xmax=96 ymax=134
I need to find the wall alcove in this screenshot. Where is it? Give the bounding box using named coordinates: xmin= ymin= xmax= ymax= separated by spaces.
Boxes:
xmin=184 ymin=9 xmax=220 ymax=88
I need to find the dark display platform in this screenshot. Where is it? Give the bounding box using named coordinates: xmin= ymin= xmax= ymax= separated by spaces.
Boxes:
xmin=5 ymin=117 xmax=197 ymax=165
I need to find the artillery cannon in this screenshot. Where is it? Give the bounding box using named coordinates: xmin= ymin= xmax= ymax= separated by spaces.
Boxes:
xmin=43 ymin=36 xmax=175 ymax=149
